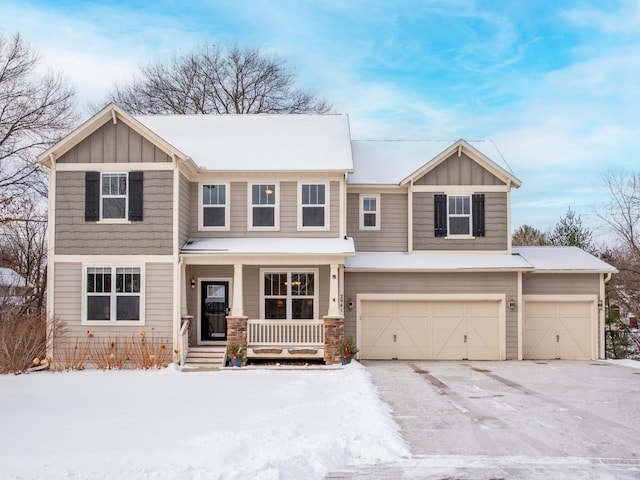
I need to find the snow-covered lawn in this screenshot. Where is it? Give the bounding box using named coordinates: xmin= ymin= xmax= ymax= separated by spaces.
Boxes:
xmin=0 ymin=362 xmax=409 ymax=479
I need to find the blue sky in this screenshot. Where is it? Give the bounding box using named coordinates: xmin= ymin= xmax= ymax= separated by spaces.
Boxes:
xmin=2 ymin=0 xmax=639 ymax=241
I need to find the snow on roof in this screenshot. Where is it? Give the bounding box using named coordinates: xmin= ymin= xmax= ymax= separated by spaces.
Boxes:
xmin=135 ymin=114 xmax=354 ymax=172
xmin=181 ymin=237 xmax=355 ymax=255
xmin=0 ymin=267 xmax=26 ymax=287
xmin=513 ymin=246 xmax=617 ymax=273
xmin=348 ymin=139 xmax=512 ymax=185
xmin=345 ymin=252 xmax=533 ymax=271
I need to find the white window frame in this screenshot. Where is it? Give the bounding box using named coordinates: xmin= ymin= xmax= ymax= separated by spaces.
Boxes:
xmin=83 ymin=265 xmax=145 ymax=325
xmin=359 ymin=194 xmax=380 ymax=230
xmin=248 ymin=183 xmax=279 ymax=231
xmin=260 ymin=269 xmax=319 ymax=320
xmin=199 ymin=183 xmax=230 ymax=231
xmin=100 ymin=172 xmax=128 ymax=221
xmin=298 ymin=182 xmax=329 ymax=231
xmin=447 ymin=194 xmax=473 ymax=237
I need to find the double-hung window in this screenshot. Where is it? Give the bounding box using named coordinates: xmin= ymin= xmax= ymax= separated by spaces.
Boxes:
xmin=250 ymin=183 xmax=277 ymax=229
xmin=447 ymin=195 xmax=471 ymax=235
xmin=86 ymin=266 xmax=142 ymax=323
xmin=101 ymin=173 xmax=128 ymax=220
xmin=300 ymin=183 xmax=327 ymax=228
xmin=201 ymin=184 xmax=228 ymax=229
xmin=263 ymin=271 xmax=316 ymax=320
xmin=360 ymin=194 xmax=380 ymax=230
xmin=85 ymin=171 xmax=143 ymax=222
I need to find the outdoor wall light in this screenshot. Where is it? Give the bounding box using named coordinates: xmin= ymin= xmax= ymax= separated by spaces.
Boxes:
xmin=190 ymin=278 xmax=196 ymax=289
xmin=347 ymin=299 xmax=354 ymax=310
xmin=508 ymin=299 xmax=516 ymax=311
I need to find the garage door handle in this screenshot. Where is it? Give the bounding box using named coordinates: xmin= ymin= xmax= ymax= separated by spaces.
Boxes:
xmin=393 ymin=334 xmax=397 ymax=342
xmin=464 ymin=335 xmax=467 ymax=343
xmin=556 ymin=335 xmax=560 ymax=343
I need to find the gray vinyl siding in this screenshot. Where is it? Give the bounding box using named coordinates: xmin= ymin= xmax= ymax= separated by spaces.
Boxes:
xmin=52 ymin=262 xmax=174 ymax=360
xmin=188 ymin=180 xmax=341 ymax=238
xmin=55 ymin=170 xmax=173 ymax=255
xmin=413 ymin=191 xmax=508 ymax=251
xmin=56 ymin=120 xmax=171 ymax=164
xmin=344 ymin=271 xmax=519 ymax=359
xmin=522 ymin=273 xmax=600 ymax=295
xmin=346 ymin=193 xmax=408 ymax=252
xmin=415 ymin=152 xmax=502 ymax=185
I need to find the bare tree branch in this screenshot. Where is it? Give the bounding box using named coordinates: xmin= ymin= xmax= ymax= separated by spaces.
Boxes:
xmin=104 ymin=44 xmax=331 ymax=115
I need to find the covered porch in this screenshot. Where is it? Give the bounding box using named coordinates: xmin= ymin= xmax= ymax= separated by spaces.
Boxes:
xmin=177 ymin=237 xmax=354 ymax=364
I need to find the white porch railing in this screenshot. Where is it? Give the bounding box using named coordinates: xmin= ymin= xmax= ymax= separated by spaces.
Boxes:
xmin=247 ymin=320 xmax=324 ymax=347
xmin=179 ymin=318 xmax=191 ymax=365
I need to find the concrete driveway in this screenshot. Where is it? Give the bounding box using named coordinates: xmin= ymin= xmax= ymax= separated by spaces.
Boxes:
xmin=328 ymin=360 xmax=640 ymax=479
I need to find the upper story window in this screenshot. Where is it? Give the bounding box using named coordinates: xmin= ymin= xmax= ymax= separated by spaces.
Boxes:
xmin=360 ymin=194 xmax=380 ymax=230
xmin=434 ymin=193 xmax=485 ymax=238
xmin=85 ymin=266 xmax=143 ymax=324
xmin=300 ymin=183 xmax=327 ymax=229
xmin=101 ymin=173 xmax=127 ymax=219
xmin=85 ymin=171 xmax=143 ymax=222
xmin=448 ymin=195 xmax=471 ymax=235
xmin=263 ymin=271 xmax=316 ymax=320
xmin=250 ymin=183 xmax=277 ymax=229
xmin=201 ymin=184 xmax=228 ymax=229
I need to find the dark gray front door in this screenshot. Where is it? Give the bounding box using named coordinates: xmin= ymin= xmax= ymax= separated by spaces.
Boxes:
xmin=201 ymin=281 xmax=229 ymax=342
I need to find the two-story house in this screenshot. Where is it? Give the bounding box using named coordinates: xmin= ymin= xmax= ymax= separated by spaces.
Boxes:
xmin=38 ymin=103 xmax=615 ymax=367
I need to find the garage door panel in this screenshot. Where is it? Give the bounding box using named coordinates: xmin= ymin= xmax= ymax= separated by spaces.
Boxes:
xmin=360 ymin=304 xmax=395 ymax=359
xmin=360 ymin=299 xmax=501 ymax=360
xmin=524 ymin=301 xmax=593 ymax=360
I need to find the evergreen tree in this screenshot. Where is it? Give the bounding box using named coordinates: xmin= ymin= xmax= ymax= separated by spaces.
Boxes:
xmin=548 ymin=207 xmax=595 ymax=252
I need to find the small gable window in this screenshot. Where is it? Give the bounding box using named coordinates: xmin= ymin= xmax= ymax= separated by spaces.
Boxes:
xmin=85 ymin=171 xmax=143 ymax=222
xmin=360 ymin=194 xmax=380 ymax=230
xmin=434 ymin=193 xmax=485 ymax=238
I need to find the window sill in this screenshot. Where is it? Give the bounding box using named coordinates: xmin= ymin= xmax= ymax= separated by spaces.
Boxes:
xmin=97 ymin=219 xmax=132 ymax=225
xmin=248 ymin=226 xmax=280 ymax=232
xmin=82 ymin=320 xmax=145 ymax=326
xmin=359 ymin=226 xmax=381 ymax=231
xmin=198 ymin=226 xmax=230 ymax=232
xmin=444 ymin=235 xmax=476 ymax=240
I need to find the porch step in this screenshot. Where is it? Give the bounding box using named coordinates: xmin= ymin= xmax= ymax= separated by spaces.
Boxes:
xmin=184 ymin=346 xmax=226 ymax=369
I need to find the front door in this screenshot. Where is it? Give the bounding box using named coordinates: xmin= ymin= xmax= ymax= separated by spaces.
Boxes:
xmin=201 ymin=281 xmax=229 ymax=342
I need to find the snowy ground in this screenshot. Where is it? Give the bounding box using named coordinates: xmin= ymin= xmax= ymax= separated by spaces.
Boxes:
xmin=0 ymin=363 xmax=409 ymax=480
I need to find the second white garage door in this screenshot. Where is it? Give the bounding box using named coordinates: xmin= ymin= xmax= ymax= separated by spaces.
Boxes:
xmin=360 ymin=299 xmax=503 ymax=360
xmin=523 ymin=299 xmax=594 ymax=360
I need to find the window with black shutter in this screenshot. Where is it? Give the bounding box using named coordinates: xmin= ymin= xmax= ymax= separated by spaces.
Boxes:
xmin=472 ymin=194 xmax=485 ymax=237
xmin=128 ymin=171 xmax=143 ymax=221
xmin=434 ymin=194 xmax=447 ymax=237
xmin=85 ymin=171 xmax=143 ymax=221
xmin=85 ymin=172 xmax=100 ymax=221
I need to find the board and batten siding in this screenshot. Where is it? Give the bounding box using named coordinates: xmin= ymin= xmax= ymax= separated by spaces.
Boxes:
xmin=188 ymin=180 xmax=341 ymax=238
xmin=344 ymin=271 xmax=519 ymax=359
xmin=414 ymin=152 xmax=503 ymax=186
xmin=52 ymin=262 xmax=174 ymax=357
xmin=412 ymin=191 xmax=508 ymax=251
xmin=522 ymin=273 xmax=600 ymax=295
xmin=346 ymin=193 xmax=408 ymax=252
xmin=55 ymin=170 xmax=173 ymax=255
xmin=56 ymin=120 xmax=172 ymax=164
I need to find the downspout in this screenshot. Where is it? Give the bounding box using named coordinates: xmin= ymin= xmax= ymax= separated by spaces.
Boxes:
xmin=600 ymin=272 xmax=612 ymax=359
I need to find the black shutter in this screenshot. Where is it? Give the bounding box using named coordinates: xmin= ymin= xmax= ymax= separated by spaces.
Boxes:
xmin=472 ymin=193 xmax=485 ymax=237
xmin=128 ymin=171 xmax=143 ymax=221
xmin=434 ymin=194 xmax=447 ymax=237
xmin=85 ymin=172 xmax=100 ymax=221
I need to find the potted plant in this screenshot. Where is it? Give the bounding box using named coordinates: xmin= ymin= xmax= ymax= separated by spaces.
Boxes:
xmin=339 ymin=337 xmax=359 ymax=365
xmin=227 ymin=341 xmax=244 ymax=367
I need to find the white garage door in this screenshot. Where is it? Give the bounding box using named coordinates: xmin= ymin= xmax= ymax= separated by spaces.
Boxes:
xmin=360 ymin=300 xmax=502 ymax=360
xmin=524 ymin=300 xmax=594 ymax=360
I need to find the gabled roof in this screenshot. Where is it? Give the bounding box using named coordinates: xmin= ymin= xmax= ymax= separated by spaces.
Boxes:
xmin=136 ymin=113 xmax=354 ymax=172
xmin=37 ymin=103 xmax=190 ymax=168
xmin=349 ymin=139 xmax=521 ymax=187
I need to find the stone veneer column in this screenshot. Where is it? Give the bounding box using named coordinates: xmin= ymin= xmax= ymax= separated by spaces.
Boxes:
xmin=226 ymin=316 xmax=248 ymax=355
xmin=323 ymin=316 xmax=344 ymax=364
